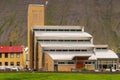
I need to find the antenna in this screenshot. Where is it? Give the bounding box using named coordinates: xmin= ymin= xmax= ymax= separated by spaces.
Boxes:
xmin=40 ymin=0 xmax=48 ymax=6
xmin=45 ymin=1 xmax=48 ymax=6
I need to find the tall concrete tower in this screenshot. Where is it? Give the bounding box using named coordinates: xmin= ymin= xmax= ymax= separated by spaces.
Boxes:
xmin=28 ymin=4 xmax=44 ymax=69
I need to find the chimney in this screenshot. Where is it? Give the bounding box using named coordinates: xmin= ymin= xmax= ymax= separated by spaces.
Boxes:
xmin=10 ymin=41 xmax=12 ymax=46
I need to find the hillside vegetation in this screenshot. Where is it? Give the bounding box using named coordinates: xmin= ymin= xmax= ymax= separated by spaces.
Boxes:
xmin=0 ymin=0 xmax=120 ymax=52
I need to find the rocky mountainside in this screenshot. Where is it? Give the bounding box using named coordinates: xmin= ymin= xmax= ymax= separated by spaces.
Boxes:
xmin=0 ymin=0 xmax=120 ymax=52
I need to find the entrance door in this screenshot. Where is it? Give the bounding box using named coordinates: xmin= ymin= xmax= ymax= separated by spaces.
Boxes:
xmin=54 ymin=64 xmax=58 ymax=71
xmin=76 ymin=62 xmax=84 ymax=69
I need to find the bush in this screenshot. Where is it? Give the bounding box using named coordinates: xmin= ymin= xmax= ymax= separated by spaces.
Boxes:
xmin=81 ymin=68 xmax=88 ymax=72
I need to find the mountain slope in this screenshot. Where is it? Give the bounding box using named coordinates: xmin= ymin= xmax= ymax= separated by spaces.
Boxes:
xmin=45 ymin=0 xmax=120 ymax=52
xmin=0 ymin=0 xmax=120 ymax=52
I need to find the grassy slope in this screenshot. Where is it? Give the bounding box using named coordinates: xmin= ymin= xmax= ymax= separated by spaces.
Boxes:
xmin=0 ymin=0 xmax=120 ymax=52
xmin=0 ymin=73 xmax=120 ymax=80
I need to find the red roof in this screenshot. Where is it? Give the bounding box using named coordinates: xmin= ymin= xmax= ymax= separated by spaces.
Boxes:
xmin=0 ymin=46 xmax=23 ymax=53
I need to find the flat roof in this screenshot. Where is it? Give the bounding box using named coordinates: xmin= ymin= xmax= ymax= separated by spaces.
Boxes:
xmin=35 ymin=31 xmax=92 ymax=38
xmin=45 ymin=52 xmax=93 ymax=60
xmin=33 ymin=26 xmax=84 ymax=30
xmin=45 ymin=50 xmax=118 ymax=60
xmin=38 ymin=42 xmax=94 ymax=49
xmin=95 ymin=45 xmax=108 ymax=48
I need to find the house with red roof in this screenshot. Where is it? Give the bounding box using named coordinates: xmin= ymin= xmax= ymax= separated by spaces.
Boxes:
xmin=0 ymin=46 xmax=26 ymax=70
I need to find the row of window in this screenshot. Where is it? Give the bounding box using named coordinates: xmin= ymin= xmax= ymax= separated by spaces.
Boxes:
xmin=57 ymin=61 xmax=95 ymax=65
xmin=96 ymin=48 xmax=107 ymax=50
xmin=34 ymin=29 xmax=82 ymax=32
xmin=0 ymin=53 xmax=20 ymax=58
xmin=57 ymin=61 xmax=75 ymax=65
xmin=39 ymin=40 xmax=90 ymax=42
xmin=0 ymin=62 xmax=20 ymax=66
xmin=85 ymin=62 xmax=95 ymax=64
xmin=44 ymin=49 xmax=93 ymax=52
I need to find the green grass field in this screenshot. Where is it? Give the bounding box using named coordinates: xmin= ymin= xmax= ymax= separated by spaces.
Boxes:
xmin=0 ymin=73 xmax=120 ymax=80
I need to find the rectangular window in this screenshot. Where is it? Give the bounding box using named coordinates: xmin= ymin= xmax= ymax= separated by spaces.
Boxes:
xmin=16 ymin=62 xmax=20 ymax=66
xmin=10 ymin=62 xmax=14 ymax=66
xmin=5 ymin=62 xmax=8 ymax=66
xmin=10 ymin=54 xmax=14 ymax=58
xmin=58 ymin=62 xmax=65 ymax=64
xmin=68 ymin=62 xmax=74 ymax=64
xmin=16 ymin=53 xmax=20 ymax=58
xmin=5 ymin=53 xmax=8 ymax=58
xmin=0 ymin=54 xmax=2 ymax=58
xmin=0 ymin=62 xmax=2 ymax=66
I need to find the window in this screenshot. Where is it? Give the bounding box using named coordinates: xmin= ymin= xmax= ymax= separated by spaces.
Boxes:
xmin=0 ymin=54 xmax=2 ymax=58
xmin=85 ymin=62 xmax=93 ymax=64
xmin=16 ymin=62 xmax=20 ymax=66
xmin=26 ymin=54 xmax=29 ymax=61
xmin=81 ymin=50 xmax=87 ymax=52
xmin=10 ymin=62 xmax=14 ymax=66
xmin=5 ymin=62 xmax=8 ymax=66
xmin=68 ymin=62 xmax=74 ymax=64
xmin=63 ymin=50 xmax=68 ymax=51
xmin=10 ymin=54 xmax=14 ymax=58
xmin=0 ymin=62 xmax=2 ymax=66
xmin=16 ymin=53 xmax=20 ymax=58
xmin=50 ymin=50 xmax=55 ymax=51
xmin=5 ymin=53 xmax=8 ymax=58
xmin=75 ymin=50 xmax=80 ymax=51
xmin=58 ymin=62 xmax=65 ymax=64
xmin=56 ymin=50 xmax=62 ymax=51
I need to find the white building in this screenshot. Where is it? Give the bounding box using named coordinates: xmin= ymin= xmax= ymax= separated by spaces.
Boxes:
xmin=31 ymin=26 xmax=118 ymax=71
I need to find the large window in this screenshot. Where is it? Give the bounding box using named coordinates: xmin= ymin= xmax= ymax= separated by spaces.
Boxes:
xmin=10 ymin=62 xmax=14 ymax=66
xmin=5 ymin=53 xmax=8 ymax=58
xmin=16 ymin=62 xmax=20 ymax=66
xmin=16 ymin=53 xmax=20 ymax=58
xmin=0 ymin=54 xmax=2 ymax=58
xmin=5 ymin=62 xmax=8 ymax=66
xmin=10 ymin=54 xmax=14 ymax=58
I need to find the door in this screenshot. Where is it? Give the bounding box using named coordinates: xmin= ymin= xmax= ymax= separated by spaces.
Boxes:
xmin=54 ymin=64 xmax=58 ymax=71
xmin=76 ymin=62 xmax=84 ymax=69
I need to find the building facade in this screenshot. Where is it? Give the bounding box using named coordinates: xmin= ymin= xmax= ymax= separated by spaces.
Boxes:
xmin=28 ymin=4 xmax=119 ymax=71
xmin=28 ymin=4 xmax=44 ymax=69
xmin=0 ymin=46 xmax=26 ymax=69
